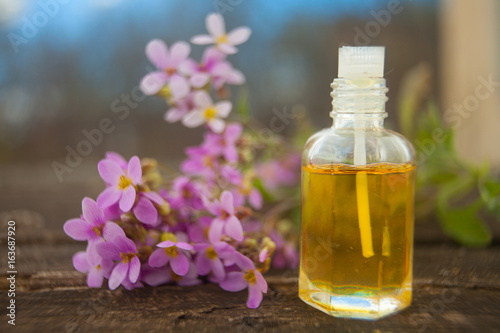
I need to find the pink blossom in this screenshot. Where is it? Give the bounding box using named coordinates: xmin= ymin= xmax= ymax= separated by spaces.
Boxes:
xmin=140 ymin=39 xmax=191 ymax=99
xmin=72 ymin=242 xmax=113 ymax=288
xmin=202 ymin=122 xmax=242 ymax=163
xmin=148 ymin=234 xmax=194 ymax=276
xmin=204 ymin=191 xmax=243 ymax=242
xmin=220 ymin=252 xmax=267 ymax=308
xmin=96 ymin=235 xmax=141 ymax=290
xmin=64 ymin=197 xmax=125 ymax=242
xmin=194 ymin=241 xmax=235 ymax=282
xmin=182 ymin=90 xmax=232 ymax=133
xmin=97 ymin=156 xmax=142 ymax=212
xmin=191 ymin=13 xmax=251 ymax=55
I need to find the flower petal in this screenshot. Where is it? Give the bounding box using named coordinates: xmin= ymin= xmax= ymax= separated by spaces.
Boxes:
xmin=220 ymin=272 xmax=247 ymax=292
xmin=102 ymin=221 xmax=126 ymax=240
xmin=247 ymin=283 xmax=263 ymax=308
xmin=98 ymin=159 xmax=122 ymax=184
xmin=215 ymin=101 xmax=232 ymax=118
xmin=169 ymin=75 xmax=190 ymax=100
xmin=206 ymin=13 xmax=225 ymax=37
xmin=96 ymin=241 xmax=121 ymax=261
xmin=148 ymin=249 xmax=169 ymax=267
xmin=195 ymin=253 xmax=211 ymax=276
xmin=64 ymin=218 xmax=93 ymax=241
xmin=87 ymin=268 xmax=104 ymax=288
xmin=119 ymin=185 xmax=136 ymax=212
xmin=140 ymin=71 xmax=168 ymax=95
xmin=234 ymin=252 xmax=255 ymax=271
xmin=165 ymin=107 xmax=188 ymax=123
xmin=219 ymin=191 xmax=234 ymax=215
xmin=169 ymin=41 xmax=191 ymax=67
xmin=145 ymin=39 xmax=169 ymax=69
xmin=127 ymin=156 xmax=142 ymax=184
xmin=133 ymin=197 xmax=158 ymax=225
xmin=72 ymin=251 xmax=89 ymax=273
xmin=249 ymin=189 xmax=263 ymax=210
xmin=227 ymin=69 xmax=245 ymax=85
xmin=97 ymin=187 xmax=121 ymax=209
xmin=114 ymin=235 xmax=137 ymax=253
xmin=224 ymin=215 xmax=243 ymax=241
xmin=208 ymin=218 xmax=224 ymax=243
xmin=190 ymin=72 xmax=211 ymax=88
xmin=176 ymin=242 xmax=194 ymax=251
xmin=109 ymin=262 xmax=128 ymax=290
xmin=208 ymin=119 xmax=225 ymax=133
xmin=129 ymin=256 xmax=141 ymax=283
xmin=170 ymin=253 xmax=189 ymax=276
xmin=182 ymin=110 xmax=205 ymax=128
xmin=190 ymin=34 xmax=214 ymax=45
xmin=82 ymin=197 xmax=104 ymax=227
xmin=143 ymin=191 xmax=164 ymax=205
xmin=228 ymin=27 xmax=251 ymax=45
xmin=156 ymin=240 xmax=176 ymax=248
xmin=193 ymin=90 xmax=212 ymax=108
xmin=224 ymin=123 xmax=242 ymax=142
xmin=255 ymin=270 xmax=268 ymax=293
xmin=141 ymin=266 xmax=171 ymax=286
xmin=211 ymin=257 xmax=225 ymax=281
xmin=218 ymin=43 xmax=237 ymax=55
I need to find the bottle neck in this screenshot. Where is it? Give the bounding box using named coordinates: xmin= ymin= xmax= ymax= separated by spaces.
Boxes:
xmin=330 ymin=77 xmax=388 ymax=129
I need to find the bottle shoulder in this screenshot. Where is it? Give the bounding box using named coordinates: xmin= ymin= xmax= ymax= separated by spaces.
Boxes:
xmin=303 ymin=127 xmax=415 ymax=166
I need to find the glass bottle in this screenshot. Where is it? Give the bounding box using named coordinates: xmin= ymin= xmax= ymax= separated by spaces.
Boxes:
xmin=299 ymin=46 xmax=416 ymax=320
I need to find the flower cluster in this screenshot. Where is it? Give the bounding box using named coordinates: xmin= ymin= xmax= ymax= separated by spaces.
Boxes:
xmin=139 ymin=13 xmax=249 ymax=133
xmin=64 ymin=13 xmax=300 ymax=309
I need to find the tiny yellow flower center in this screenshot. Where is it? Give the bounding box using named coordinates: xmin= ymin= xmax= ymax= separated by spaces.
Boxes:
xmin=206 ymin=247 xmax=217 ymax=260
xmin=203 ymin=156 xmax=213 ymax=168
xmin=96 ymin=264 xmax=102 ymax=270
xmin=161 ymin=232 xmax=178 ymax=243
xmin=157 ymin=86 xmax=171 ymax=99
xmin=118 ymin=175 xmax=133 ymax=189
xmin=216 ymin=34 xmax=229 ymax=45
xmin=120 ymin=252 xmax=135 ymax=264
xmin=220 ymin=210 xmax=229 ymax=220
xmin=165 ymin=246 xmax=178 ymax=258
xmin=204 ymin=107 xmax=217 ymax=120
xmin=243 ymin=270 xmax=256 ymax=285
xmin=92 ymin=226 xmax=102 ymax=237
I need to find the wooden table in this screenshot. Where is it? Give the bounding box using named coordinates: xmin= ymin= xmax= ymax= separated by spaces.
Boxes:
xmin=0 ymin=224 xmax=499 ymax=333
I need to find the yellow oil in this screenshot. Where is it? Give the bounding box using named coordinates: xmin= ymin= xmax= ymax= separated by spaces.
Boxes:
xmin=299 ymin=162 xmax=416 ymax=320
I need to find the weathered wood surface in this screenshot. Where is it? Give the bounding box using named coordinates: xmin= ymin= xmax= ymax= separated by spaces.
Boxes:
xmin=1 ymin=238 xmax=499 ymax=332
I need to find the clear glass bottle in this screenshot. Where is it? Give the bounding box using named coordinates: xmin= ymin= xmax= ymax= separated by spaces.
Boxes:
xmin=299 ymin=47 xmax=416 ymax=320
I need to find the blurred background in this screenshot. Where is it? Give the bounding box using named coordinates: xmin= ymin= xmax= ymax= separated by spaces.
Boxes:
xmin=0 ymin=0 xmax=498 ymax=241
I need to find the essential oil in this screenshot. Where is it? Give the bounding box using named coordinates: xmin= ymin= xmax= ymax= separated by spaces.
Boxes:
xmin=299 ymin=47 xmax=416 ymax=320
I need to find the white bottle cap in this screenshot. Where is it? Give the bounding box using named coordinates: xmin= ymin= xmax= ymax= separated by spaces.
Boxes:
xmin=338 ymin=46 xmax=385 ymax=78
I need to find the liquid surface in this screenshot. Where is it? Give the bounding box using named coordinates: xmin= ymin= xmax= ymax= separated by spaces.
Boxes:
xmin=299 ymin=163 xmax=416 ymax=319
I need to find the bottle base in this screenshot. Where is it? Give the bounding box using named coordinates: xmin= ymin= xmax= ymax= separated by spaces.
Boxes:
xmin=299 ymin=277 xmax=411 ymax=320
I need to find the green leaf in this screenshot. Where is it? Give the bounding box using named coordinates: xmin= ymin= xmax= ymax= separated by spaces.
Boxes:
xmin=253 ymin=177 xmax=274 ymax=202
xmin=479 ymin=178 xmax=500 ymax=211
xmin=437 ymin=200 xmax=491 ymax=247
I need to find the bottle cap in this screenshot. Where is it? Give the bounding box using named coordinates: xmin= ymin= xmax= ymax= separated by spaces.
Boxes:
xmin=338 ymin=46 xmax=385 ymax=78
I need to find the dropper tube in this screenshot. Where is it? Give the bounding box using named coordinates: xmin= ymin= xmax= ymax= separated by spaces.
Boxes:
xmin=338 ymin=46 xmax=386 ymax=258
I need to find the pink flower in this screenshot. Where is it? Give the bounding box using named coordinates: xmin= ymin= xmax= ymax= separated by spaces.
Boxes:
xmin=96 ymin=235 xmax=141 ymax=290
xmin=148 ymin=233 xmax=194 ymax=276
xmin=182 ymin=90 xmax=232 ymax=133
xmin=220 ymin=252 xmax=267 ymax=308
xmin=180 ymin=47 xmax=244 ymax=89
xmin=133 ymin=191 xmax=165 ymax=226
xmin=180 ymin=146 xmax=218 ymax=178
xmin=191 ymin=13 xmax=251 ymax=55
xmin=72 ymin=242 xmax=113 ymax=288
xmin=204 ymin=191 xmax=243 ymax=242
xmin=64 ymin=197 xmax=125 ymax=242
xmin=139 ymin=39 xmax=191 ymax=99
xmin=194 ymin=241 xmax=235 ymax=282
xmin=202 ymin=122 xmax=242 ymax=163
xmin=164 ymin=91 xmax=195 ymax=123
xmin=97 ymin=156 xmax=142 ymax=212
